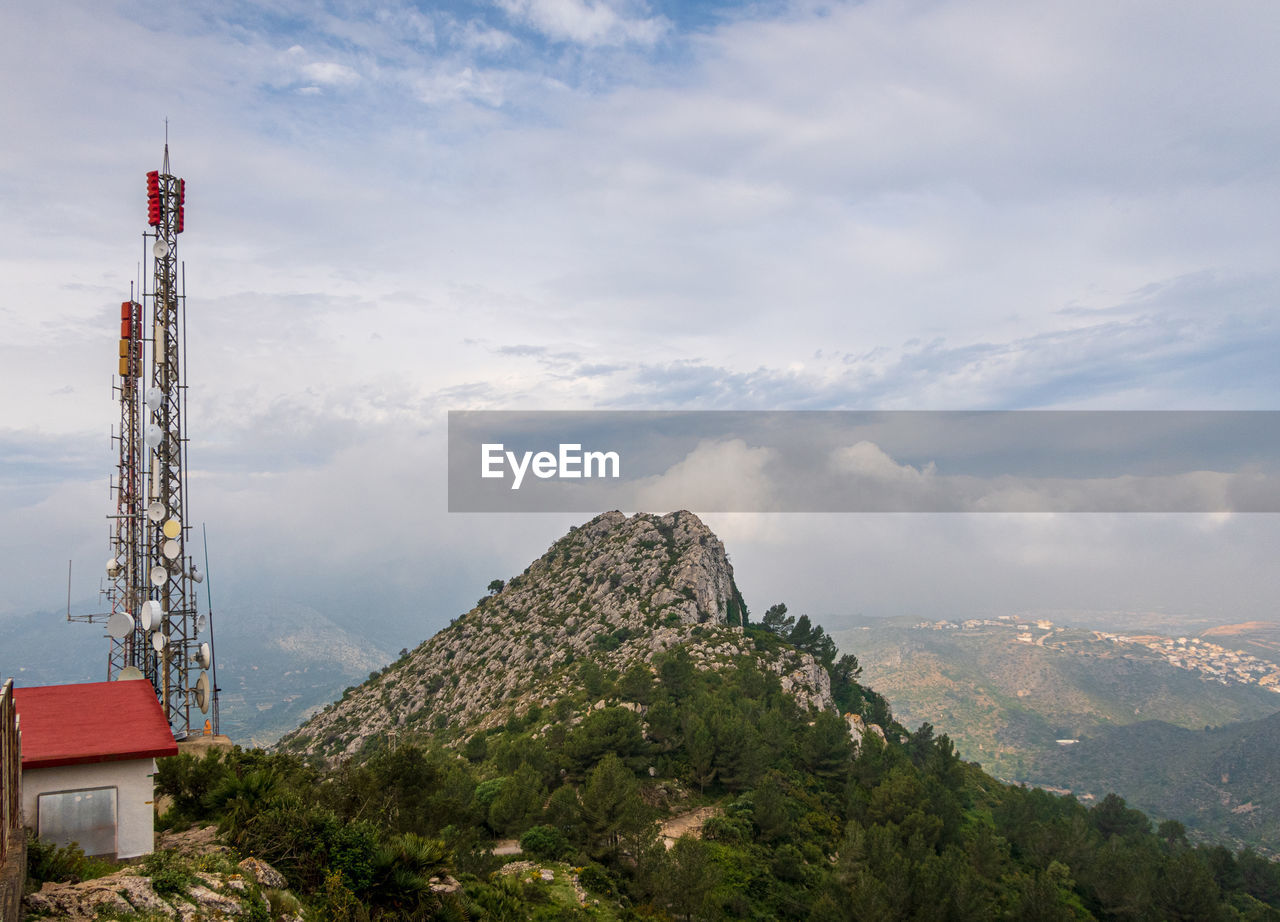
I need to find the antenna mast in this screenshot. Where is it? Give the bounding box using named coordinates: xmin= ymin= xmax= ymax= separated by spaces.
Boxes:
xmin=79 ymin=136 xmax=219 ymax=739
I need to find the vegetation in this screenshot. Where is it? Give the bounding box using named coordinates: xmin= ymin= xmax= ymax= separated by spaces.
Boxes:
xmin=24 ymin=831 xmax=116 ymax=887
xmin=155 ymin=613 xmax=1280 ymax=921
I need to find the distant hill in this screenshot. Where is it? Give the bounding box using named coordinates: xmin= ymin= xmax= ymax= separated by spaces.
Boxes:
xmin=279 ymin=510 xmax=837 ymax=760
xmin=1043 ymin=710 xmax=1280 ymax=853
xmin=0 ymin=598 xmax=391 ymax=746
xmin=832 ymin=615 xmax=1280 ymax=782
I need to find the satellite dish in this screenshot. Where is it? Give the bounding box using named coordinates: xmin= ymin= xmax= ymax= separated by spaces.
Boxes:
xmin=195 ymin=671 xmax=210 ymax=712
xmin=163 ymin=518 xmax=181 ymax=539
xmin=147 ymin=501 xmax=166 ymax=523
xmin=190 ymin=567 xmax=204 ymax=585
xmin=106 ymin=556 xmax=121 ymax=577
xmin=196 ymin=642 xmax=212 ymax=669
xmin=196 ymin=614 xmax=208 ymax=632
xmin=153 ymin=239 xmax=169 ymax=258
xmin=145 ymin=386 xmax=163 ymax=407
xmin=149 ymin=564 xmax=168 ymax=587
xmin=117 ymin=666 xmax=145 ymax=681
xmin=145 ymin=424 xmax=163 ymax=449
xmin=151 ymin=632 xmax=168 ymax=652
xmin=140 ymin=599 xmax=163 ymax=631
xmin=107 ymin=611 xmax=134 ymax=639
xmin=162 ymin=538 xmax=181 ymax=560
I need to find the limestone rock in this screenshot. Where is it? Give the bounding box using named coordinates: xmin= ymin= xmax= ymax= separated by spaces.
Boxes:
xmin=239 ymin=856 xmax=288 ymax=889
xmin=279 ymin=511 xmax=838 ymax=760
xmin=23 ymin=857 xmax=296 ymax=922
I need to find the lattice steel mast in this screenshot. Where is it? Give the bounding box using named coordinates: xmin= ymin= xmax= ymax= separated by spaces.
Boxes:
xmin=78 ymin=140 xmax=218 ymax=739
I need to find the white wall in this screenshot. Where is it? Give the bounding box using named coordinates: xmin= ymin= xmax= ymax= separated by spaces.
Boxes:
xmin=22 ymin=759 xmax=157 ymax=859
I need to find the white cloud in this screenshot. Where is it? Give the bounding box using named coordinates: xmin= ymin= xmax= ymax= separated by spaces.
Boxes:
xmin=831 ymin=442 xmax=936 ymax=484
xmin=300 ymin=61 xmax=361 ymax=86
xmin=494 ymin=0 xmax=668 ymax=46
xmin=631 ymin=439 xmax=777 ymax=512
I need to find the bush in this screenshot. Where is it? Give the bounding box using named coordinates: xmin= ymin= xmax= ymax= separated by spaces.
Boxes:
xmin=143 ymin=849 xmax=195 ymax=896
xmin=520 ymin=825 xmax=570 ymax=860
xmin=25 ymin=831 xmax=115 ymax=886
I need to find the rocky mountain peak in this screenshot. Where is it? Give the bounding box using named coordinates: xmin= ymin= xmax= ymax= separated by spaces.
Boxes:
xmin=280 ymin=511 xmax=833 ymax=760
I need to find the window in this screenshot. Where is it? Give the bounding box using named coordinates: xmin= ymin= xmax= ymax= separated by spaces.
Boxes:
xmin=37 ymin=787 xmax=118 ymax=857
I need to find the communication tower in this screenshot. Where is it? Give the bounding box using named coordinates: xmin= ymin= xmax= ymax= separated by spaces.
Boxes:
xmin=74 ymin=140 xmax=219 ymax=739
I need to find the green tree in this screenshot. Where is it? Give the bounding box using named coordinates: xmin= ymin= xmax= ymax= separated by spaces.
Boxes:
xmin=661 ymin=836 xmax=722 ymax=921
xmin=581 ymin=753 xmax=650 ymax=858
xmin=761 ymin=603 xmax=794 ymax=637
xmin=618 ymin=662 xmax=655 ymax=704
xmin=684 ymin=712 xmax=718 ymax=793
xmin=488 ymin=764 xmax=546 ymax=835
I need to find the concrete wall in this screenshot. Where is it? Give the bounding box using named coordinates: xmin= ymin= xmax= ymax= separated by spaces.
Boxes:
xmin=22 ymin=759 xmax=157 ymax=860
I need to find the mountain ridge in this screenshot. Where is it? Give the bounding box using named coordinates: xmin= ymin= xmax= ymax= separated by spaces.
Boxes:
xmin=280 ymin=510 xmax=838 ymax=760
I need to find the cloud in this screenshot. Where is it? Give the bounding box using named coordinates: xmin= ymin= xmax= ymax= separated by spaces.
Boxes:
xmin=299 ymin=61 xmax=361 ymax=87
xmin=494 ymin=0 xmax=669 ymax=46
xmin=4 ymin=0 xmax=1280 ymax=638
xmin=630 ymin=438 xmax=777 ymax=512
xmin=831 ymin=441 xmax=936 ymax=484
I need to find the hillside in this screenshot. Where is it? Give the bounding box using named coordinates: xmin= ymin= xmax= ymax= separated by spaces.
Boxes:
xmin=134 ymin=511 xmax=1280 ymax=921
xmin=1042 ymin=710 xmax=1280 ymax=854
xmin=834 ymin=615 xmax=1280 ymax=782
xmin=280 ymin=510 xmax=835 ymax=760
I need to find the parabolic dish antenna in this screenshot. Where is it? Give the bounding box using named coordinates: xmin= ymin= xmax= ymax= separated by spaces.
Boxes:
xmin=162 ymin=538 xmax=181 ymax=560
xmin=196 ymin=642 xmax=212 ymax=669
xmin=145 ymin=424 xmax=163 ymax=449
xmin=196 ymin=614 xmax=207 ymax=632
xmin=151 ymin=632 xmax=168 ymax=652
xmin=163 ymin=518 xmax=181 ymax=539
xmin=147 ymin=501 xmax=166 ymax=523
xmin=106 ymin=556 xmax=121 ymax=576
xmin=153 ymin=239 xmax=169 ymax=258
xmin=195 ymin=671 xmax=209 ymax=712
xmin=117 ymin=666 xmax=144 ymax=681
xmin=107 ymin=611 xmax=134 ymax=639
xmin=140 ymin=599 xmax=163 ymax=631
xmin=149 ymin=565 xmax=168 ymax=587
xmin=145 ymin=386 xmax=163 ymax=407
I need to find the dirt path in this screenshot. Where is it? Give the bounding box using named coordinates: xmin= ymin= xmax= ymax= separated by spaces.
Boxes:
xmin=658 ymin=806 xmax=721 ymax=849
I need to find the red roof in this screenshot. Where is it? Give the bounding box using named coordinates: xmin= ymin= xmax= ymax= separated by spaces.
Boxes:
xmin=13 ymin=680 xmax=178 ymax=769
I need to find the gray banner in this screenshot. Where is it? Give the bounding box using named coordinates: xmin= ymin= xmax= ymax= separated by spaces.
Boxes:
xmin=448 ymin=411 xmax=1280 ymax=512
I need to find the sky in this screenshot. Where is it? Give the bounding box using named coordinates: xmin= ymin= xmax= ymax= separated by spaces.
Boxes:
xmin=2 ymin=0 xmax=1279 ymax=653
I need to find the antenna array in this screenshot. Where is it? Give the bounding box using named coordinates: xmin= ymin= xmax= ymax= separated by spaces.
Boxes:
xmin=75 ymin=142 xmax=218 ymax=739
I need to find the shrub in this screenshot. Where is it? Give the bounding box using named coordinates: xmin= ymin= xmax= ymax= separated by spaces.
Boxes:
xmin=25 ymin=832 xmax=115 ymax=886
xmin=520 ymin=825 xmax=570 ymax=860
xmin=143 ymin=849 xmax=194 ymax=896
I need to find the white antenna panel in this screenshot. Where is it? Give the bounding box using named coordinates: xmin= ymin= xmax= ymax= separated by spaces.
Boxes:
xmin=107 ymin=611 xmax=134 ymax=639
xmin=140 ymin=600 xmax=163 ymax=631
xmin=195 ymin=671 xmax=209 ymax=712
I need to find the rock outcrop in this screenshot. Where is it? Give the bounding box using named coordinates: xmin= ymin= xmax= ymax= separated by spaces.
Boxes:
xmin=280 ymin=511 xmax=837 ymax=759
xmin=23 ymin=855 xmax=298 ymax=921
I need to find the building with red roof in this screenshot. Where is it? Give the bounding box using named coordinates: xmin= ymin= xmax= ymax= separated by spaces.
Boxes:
xmin=13 ymin=679 xmax=177 ymax=859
